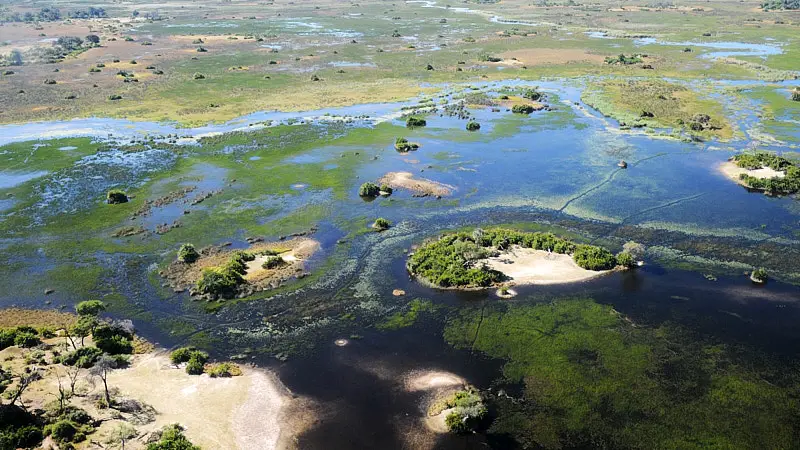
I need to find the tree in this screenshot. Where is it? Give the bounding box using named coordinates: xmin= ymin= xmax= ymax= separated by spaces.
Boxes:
xmin=56 ymin=36 xmax=83 ymax=51
xmin=146 ymin=424 xmax=199 ymax=450
xmin=89 ymin=355 xmax=117 ymax=407
xmin=76 ymin=300 xmax=105 ymax=317
xmin=85 ymin=34 xmax=100 ymax=45
xmin=622 ymin=241 xmax=646 ymax=261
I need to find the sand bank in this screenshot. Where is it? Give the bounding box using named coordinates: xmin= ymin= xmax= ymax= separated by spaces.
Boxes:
xmin=482 ymin=246 xmax=610 ymax=285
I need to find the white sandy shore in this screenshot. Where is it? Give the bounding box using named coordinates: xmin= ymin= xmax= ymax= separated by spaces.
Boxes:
xmin=107 ymin=352 xmax=302 ymax=450
xmin=719 ymin=161 xmax=785 ymax=185
xmin=482 ymin=246 xmax=610 ymax=285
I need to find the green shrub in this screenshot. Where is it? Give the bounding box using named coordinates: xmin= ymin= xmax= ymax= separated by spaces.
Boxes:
xmin=146 ymin=424 xmax=199 ymax=450
xmin=394 ymin=137 xmax=419 ymax=152
xmin=405 ymin=116 xmax=427 ymax=128
xmin=193 ymin=72 xmax=205 ymax=80
xmin=93 ymin=324 xmax=134 ymax=355
xmin=573 ymin=245 xmax=617 ymax=271
xmin=358 ymin=182 xmax=380 ymax=197
xmin=185 ymin=351 xmax=208 ymax=375
xmin=178 ymin=244 xmax=199 ymax=263
xmin=196 ymin=268 xmax=240 ymax=298
xmin=373 ymin=218 xmax=391 ymax=230
xmin=511 ymin=104 xmax=535 ymax=114
xmin=751 ymin=267 xmax=768 ymax=283
xmin=604 ymin=54 xmax=643 ymax=65
xmin=108 ymin=94 xmax=122 ymax=101
xmin=522 ymin=88 xmax=543 ymax=101
xmin=791 ymin=89 xmax=799 ymax=102
xmin=441 ymin=389 xmax=487 ymax=433
xmin=616 ymin=252 xmax=636 ymax=268
xmin=207 ymin=362 xmax=240 ymax=378
xmin=58 ymin=346 xmax=103 ymax=368
xmin=170 ymin=347 xmax=195 ymax=365
xmin=13 ymin=331 xmax=40 ymax=348
xmin=45 ymin=420 xmax=79 ymax=443
xmin=380 ymin=184 xmax=393 ymax=195
xmin=106 ymin=190 xmax=128 ymax=204
xmin=262 ymin=255 xmax=285 ymax=269
xmin=466 ymin=120 xmax=481 ymax=131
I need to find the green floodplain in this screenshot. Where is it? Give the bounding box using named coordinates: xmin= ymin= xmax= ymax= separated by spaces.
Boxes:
xmin=1 ymin=0 xmax=800 ymax=448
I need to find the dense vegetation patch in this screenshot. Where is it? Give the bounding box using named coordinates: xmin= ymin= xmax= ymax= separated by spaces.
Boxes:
xmin=405 ymin=117 xmax=427 ymax=128
xmin=511 ymin=104 xmax=536 ymax=114
xmin=394 ymin=137 xmax=419 ymax=152
xmin=466 ymin=120 xmax=481 ymax=131
xmin=358 ymin=182 xmax=380 ymax=197
xmin=407 ymin=228 xmax=618 ymax=288
xmin=732 ymin=152 xmax=800 ymax=195
xmin=604 ymin=53 xmax=644 ymax=65
xmin=432 ymin=389 xmax=488 ymax=433
xmin=445 ymin=298 xmax=800 ymax=449
xmin=582 ymin=80 xmax=731 ymax=138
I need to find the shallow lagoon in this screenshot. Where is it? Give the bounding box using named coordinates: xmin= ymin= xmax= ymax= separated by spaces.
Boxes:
xmin=1 ymin=77 xmax=800 ymax=448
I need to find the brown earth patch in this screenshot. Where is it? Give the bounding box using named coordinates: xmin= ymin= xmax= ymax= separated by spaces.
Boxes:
xmin=0 ymin=308 xmax=76 ymax=329
xmin=500 ymin=48 xmax=605 ymax=66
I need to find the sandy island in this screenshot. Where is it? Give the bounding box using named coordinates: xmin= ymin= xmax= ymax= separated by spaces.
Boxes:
xmin=482 ymin=246 xmax=611 ymax=285
xmin=379 ymin=172 xmax=454 ymax=197
xmin=719 ymin=161 xmax=785 ymax=186
xmin=163 ymin=237 xmax=320 ymax=296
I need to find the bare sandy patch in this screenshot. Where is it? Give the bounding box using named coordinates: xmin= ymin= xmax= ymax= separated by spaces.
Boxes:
xmin=379 ymin=172 xmax=454 ymax=197
xmin=719 ymin=161 xmax=785 ymax=185
xmin=403 ymin=370 xmax=466 ymax=393
xmin=500 ymin=48 xmax=605 ymax=66
xmin=482 ymin=246 xmax=611 ymax=285
xmin=105 ymin=352 xmax=307 ymax=450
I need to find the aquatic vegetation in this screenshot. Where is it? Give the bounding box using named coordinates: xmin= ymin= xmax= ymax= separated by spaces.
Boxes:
xmin=377 ymin=299 xmax=436 ymax=330
xmin=445 ymin=299 xmax=800 ymax=449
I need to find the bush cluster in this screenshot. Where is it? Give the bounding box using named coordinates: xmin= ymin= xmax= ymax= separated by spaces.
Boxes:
xmin=466 ymin=120 xmax=481 ymax=131
xmin=196 ymin=251 xmax=254 ymax=299
xmin=262 ymin=255 xmax=285 ymax=269
xmin=511 ymin=104 xmax=535 ymax=114
xmin=0 ymin=326 xmax=42 ymax=351
xmin=146 ymin=424 xmax=199 ymax=450
xmin=394 ymin=137 xmax=419 ymax=152
xmin=604 ymin=54 xmax=644 ymax=65
xmin=57 ymin=346 xmax=103 ymax=368
xmin=178 ymin=244 xmax=200 ymax=263
xmin=442 ymin=389 xmax=487 ymax=434
xmin=93 ymin=324 xmax=134 ymax=355
xmin=405 ymin=116 xmax=427 ymax=128
xmin=373 ymin=218 xmax=391 ymax=230
xmin=106 ymin=190 xmax=128 ymax=204
xmin=358 ymin=182 xmax=380 ymax=197
xmin=170 ymin=347 xmax=209 ymax=375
